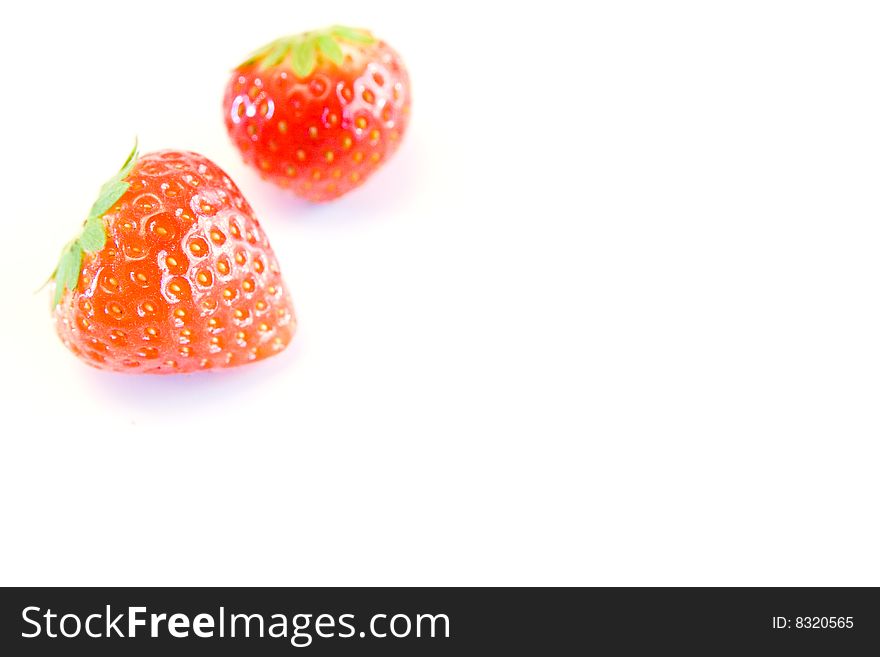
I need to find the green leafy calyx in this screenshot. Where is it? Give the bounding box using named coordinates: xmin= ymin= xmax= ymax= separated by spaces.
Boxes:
xmin=239 ymin=26 xmax=376 ymax=78
xmin=50 ymin=141 xmax=138 ymax=307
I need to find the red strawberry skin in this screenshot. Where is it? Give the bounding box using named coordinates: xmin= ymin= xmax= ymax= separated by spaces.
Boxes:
xmin=54 ymin=151 xmax=296 ymax=373
xmin=223 ymin=28 xmax=411 ymax=202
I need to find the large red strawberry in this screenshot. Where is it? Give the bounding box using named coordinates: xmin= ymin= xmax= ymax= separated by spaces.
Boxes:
xmin=51 ymin=144 xmax=296 ymax=373
xmin=223 ymin=25 xmax=411 ymax=202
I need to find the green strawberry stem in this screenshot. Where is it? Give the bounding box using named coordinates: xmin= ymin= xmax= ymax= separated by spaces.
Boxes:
xmin=50 ymin=140 xmax=139 ymax=307
xmin=239 ymin=25 xmax=376 ymax=77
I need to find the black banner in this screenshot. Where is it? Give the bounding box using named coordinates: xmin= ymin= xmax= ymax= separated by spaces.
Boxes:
xmin=1 ymin=588 xmax=877 ymax=654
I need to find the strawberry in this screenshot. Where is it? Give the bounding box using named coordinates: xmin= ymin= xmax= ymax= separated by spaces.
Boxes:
xmin=223 ymin=25 xmax=411 ymax=202
xmin=51 ymin=144 xmax=296 ymax=373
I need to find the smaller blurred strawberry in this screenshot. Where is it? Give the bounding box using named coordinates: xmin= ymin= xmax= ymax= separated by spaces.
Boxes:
xmin=51 ymin=143 xmax=296 ymax=373
xmin=224 ymin=26 xmax=411 ymax=202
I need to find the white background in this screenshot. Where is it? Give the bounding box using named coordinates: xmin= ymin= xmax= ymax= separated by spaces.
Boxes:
xmin=1 ymin=1 xmax=878 ymax=585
